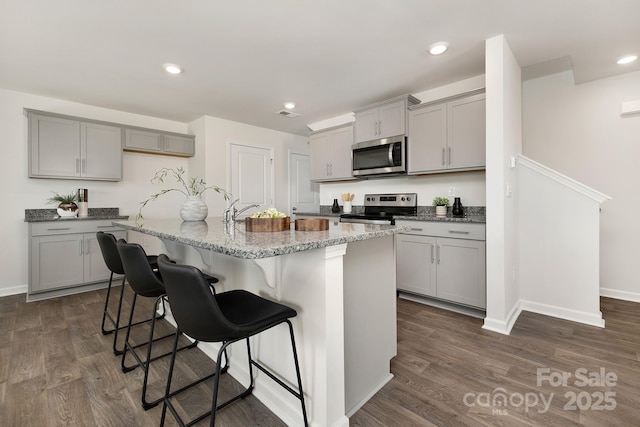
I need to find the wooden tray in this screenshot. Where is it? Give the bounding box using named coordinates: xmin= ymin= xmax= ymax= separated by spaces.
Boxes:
xmin=245 ymin=217 xmax=290 ymax=232
xmin=295 ymin=218 xmax=329 ymax=231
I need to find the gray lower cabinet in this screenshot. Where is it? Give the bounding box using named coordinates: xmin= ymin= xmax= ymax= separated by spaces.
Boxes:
xmin=28 ymin=220 xmax=126 ymax=300
xmin=27 ymin=110 xmax=123 ymax=181
xmin=396 ymin=220 xmax=486 ymax=309
xmin=124 ymin=128 xmax=195 ymax=157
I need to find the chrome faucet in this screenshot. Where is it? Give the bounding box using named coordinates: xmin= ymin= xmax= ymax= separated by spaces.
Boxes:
xmin=234 ymin=203 xmax=260 ymax=219
xmin=223 ymin=199 xmax=260 ymax=223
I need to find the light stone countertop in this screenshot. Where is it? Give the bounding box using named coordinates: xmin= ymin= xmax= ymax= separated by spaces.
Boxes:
xmin=114 ymin=217 xmax=410 ymax=259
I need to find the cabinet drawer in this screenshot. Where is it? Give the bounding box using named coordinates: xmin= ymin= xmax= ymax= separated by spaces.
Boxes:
xmin=396 ymin=220 xmax=485 ymax=241
xmin=30 ymin=220 xmax=125 ymax=236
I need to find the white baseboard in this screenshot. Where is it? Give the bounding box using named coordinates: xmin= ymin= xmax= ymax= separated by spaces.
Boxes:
xmin=345 ymin=373 xmax=393 ymax=417
xmin=600 ymin=287 xmax=640 ymax=303
xmin=519 ymin=299 xmax=605 ymax=328
xmin=483 ymin=301 xmax=522 ymax=335
xmin=0 ymin=284 xmax=27 ymax=298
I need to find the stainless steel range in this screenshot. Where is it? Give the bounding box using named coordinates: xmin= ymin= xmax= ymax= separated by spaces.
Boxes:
xmin=339 ymin=193 xmax=417 ymax=225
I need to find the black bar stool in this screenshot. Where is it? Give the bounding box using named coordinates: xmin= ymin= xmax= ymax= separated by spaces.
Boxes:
xmin=157 ymin=254 xmax=308 ymax=427
xmin=95 ymin=231 xmax=163 ymax=355
xmin=117 ymin=241 xmax=220 ymax=410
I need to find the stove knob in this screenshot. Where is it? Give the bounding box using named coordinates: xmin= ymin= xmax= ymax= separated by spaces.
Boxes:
xmin=366 ymin=197 xmax=371 ymax=202
xmin=401 ymin=197 xmax=405 ymax=201
xmin=406 ymin=196 xmax=411 ymax=201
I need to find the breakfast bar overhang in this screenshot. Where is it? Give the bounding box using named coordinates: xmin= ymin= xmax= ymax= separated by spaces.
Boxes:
xmin=114 ymin=218 xmax=409 ymax=427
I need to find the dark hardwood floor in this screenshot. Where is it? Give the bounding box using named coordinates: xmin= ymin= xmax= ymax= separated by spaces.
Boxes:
xmin=1 ymin=287 xmax=639 ymax=426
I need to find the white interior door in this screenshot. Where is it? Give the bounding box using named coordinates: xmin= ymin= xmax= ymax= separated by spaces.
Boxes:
xmin=230 ymin=143 xmax=273 ymax=216
xmin=289 ymin=152 xmax=319 ymax=215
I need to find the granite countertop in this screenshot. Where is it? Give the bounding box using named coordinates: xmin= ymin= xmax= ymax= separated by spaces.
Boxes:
xmin=114 ymin=217 xmax=409 ymax=259
xmin=295 ymin=206 xmax=486 ymax=224
xmin=394 ymin=214 xmax=486 ymax=223
xmin=25 ymin=208 xmax=128 ymax=222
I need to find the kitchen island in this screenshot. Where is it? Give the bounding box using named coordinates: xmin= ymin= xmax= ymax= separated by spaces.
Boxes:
xmin=114 ymin=217 xmax=409 ymax=427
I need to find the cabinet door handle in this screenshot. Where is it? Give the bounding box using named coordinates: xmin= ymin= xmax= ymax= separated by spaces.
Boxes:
xmin=326 ymin=163 xmax=330 ymax=177
xmin=441 ymin=148 xmax=445 ymax=166
xmin=409 ymin=227 xmax=423 ymax=232
xmin=79 ymin=240 xmax=83 ymax=256
xmin=76 ymin=158 xmax=80 ymax=173
xmin=329 ymin=163 xmax=333 ymax=176
xmin=431 ymin=243 xmax=435 ymax=263
xmin=82 ymin=158 xmax=86 ymax=173
xmin=448 ymin=230 xmax=470 ymax=234
xmin=378 ymin=120 xmax=382 ymax=136
xmin=448 ymin=147 xmax=452 ymax=166
xmin=436 ymin=245 xmax=441 ymax=264
xmin=47 ymin=227 xmax=71 ymax=231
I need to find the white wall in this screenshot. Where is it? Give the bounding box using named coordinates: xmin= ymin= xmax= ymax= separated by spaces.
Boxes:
xmin=522 ymin=69 xmax=640 ymax=300
xmin=518 ymin=157 xmax=606 ymax=327
xmin=195 ymin=115 xmax=309 ymax=215
xmin=483 ymin=35 xmax=522 ymax=334
xmin=0 ymin=88 xmax=307 ymax=295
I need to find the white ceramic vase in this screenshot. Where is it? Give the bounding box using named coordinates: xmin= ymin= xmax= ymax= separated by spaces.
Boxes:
xmin=57 ymin=203 xmax=78 ymax=218
xmin=435 ymin=205 xmax=447 ymax=217
xmin=180 ymin=196 xmax=208 ymax=221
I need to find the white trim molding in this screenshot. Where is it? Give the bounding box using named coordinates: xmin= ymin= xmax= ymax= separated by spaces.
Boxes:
xmin=601 ymin=287 xmax=640 ymax=303
xmin=0 ymin=284 xmax=27 ymax=298
xmin=519 ymin=299 xmax=605 ymax=328
xmin=517 ymin=155 xmax=611 ymax=203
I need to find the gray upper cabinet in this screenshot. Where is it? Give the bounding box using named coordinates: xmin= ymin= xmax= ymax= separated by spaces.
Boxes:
xmin=124 ymin=128 xmax=163 ymax=153
xmin=27 ymin=110 xmax=123 ymax=181
xmin=124 ymin=128 xmax=195 ymax=157
xmin=310 ymin=124 xmax=355 ymax=182
xmin=408 ymin=92 xmax=486 ymax=174
xmin=353 ymin=95 xmax=420 ymax=143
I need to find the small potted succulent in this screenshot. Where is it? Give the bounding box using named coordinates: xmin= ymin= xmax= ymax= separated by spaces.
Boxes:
xmin=432 ymin=196 xmax=450 ymax=217
xmin=48 ymin=191 xmax=79 ymax=218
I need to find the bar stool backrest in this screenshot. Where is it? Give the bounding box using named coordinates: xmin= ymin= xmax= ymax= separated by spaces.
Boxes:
xmin=116 ymin=241 xmax=165 ymax=298
xmin=96 ymin=231 xmax=125 ymax=275
xmin=157 ymin=254 xmax=241 ymax=342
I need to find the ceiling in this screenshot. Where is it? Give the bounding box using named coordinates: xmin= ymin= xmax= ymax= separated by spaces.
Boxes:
xmin=1 ymin=0 xmax=639 ymax=136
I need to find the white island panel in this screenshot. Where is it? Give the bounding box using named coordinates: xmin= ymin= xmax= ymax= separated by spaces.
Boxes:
xmin=114 ymin=218 xmax=405 ymax=426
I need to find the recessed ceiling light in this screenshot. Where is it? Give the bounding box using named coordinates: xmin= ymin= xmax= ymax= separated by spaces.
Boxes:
xmin=617 ymin=55 xmax=638 ymax=65
xmin=284 ymin=102 xmax=296 ymax=109
xmin=163 ymin=63 xmax=183 ymax=74
xmin=428 ymin=42 xmax=449 ymax=56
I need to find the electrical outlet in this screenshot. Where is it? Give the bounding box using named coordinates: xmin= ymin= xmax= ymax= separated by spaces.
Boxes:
xmin=448 ymin=186 xmax=456 ymax=196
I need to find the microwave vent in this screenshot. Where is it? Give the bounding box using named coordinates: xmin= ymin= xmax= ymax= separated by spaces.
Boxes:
xmin=276 ymin=110 xmax=300 ymax=118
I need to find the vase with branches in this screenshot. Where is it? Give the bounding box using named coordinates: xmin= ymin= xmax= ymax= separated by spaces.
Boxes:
xmin=137 ymin=167 xmax=229 ymax=221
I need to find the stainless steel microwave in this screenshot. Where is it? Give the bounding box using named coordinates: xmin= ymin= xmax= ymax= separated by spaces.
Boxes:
xmin=351 ymin=135 xmax=406 ymax=178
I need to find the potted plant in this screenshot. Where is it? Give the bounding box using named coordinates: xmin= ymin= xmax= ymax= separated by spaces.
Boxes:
xmin=48 ymin=191 xmax=79 ymax=218
xmin=138 ymin=167 xmax=229 ymax=221
xmin=432 ymin=196 xmax=450 ymax=217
